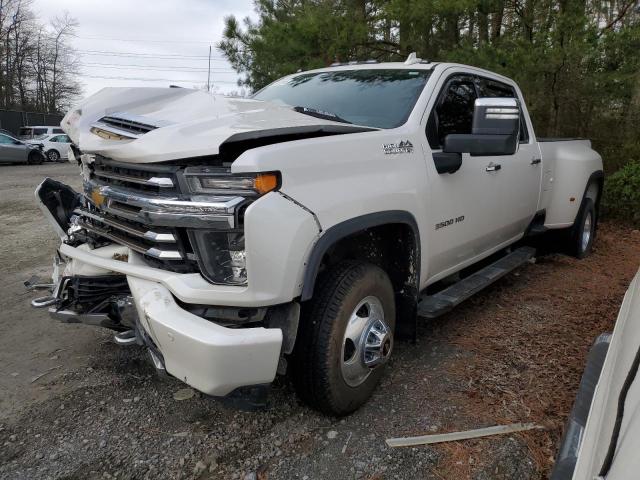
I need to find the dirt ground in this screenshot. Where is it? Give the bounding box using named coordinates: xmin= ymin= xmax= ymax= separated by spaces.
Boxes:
xmin=1 ymin=162 xmax=639 ymax=480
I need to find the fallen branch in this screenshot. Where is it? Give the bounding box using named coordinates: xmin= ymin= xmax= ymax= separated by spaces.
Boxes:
xmin=386 ymin=422 xmax=543 ymax=448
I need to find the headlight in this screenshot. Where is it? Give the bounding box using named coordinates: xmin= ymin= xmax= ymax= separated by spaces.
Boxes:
xmin=183 ymin=167 xmax=279 ymax=196
xmin=188 ymin=230 xmax=247 ymax=285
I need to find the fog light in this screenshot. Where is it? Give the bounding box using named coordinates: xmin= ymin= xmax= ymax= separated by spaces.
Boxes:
xmin=189 ymin=230 xmax=247 ymax=285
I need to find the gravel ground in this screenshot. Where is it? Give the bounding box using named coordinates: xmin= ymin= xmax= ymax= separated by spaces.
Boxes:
xmin=1 ymin=162 xmax=639 ymax=480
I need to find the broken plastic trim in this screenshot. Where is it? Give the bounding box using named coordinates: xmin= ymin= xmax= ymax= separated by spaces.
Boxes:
xmin=35 ymin=178 xmax=82 ymax=239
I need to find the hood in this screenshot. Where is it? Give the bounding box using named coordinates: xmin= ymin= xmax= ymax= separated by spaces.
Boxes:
xmin=62 ymin=87 xmax=372 ymax=164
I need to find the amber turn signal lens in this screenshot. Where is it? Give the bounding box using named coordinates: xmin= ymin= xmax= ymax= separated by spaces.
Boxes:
xmin=254 ymin=173 xmax=279 ymax=195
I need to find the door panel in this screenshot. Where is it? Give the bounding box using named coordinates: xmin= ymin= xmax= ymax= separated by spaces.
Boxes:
xmin=423 ymin=74 xmax=505 ymax=280
xmin=422 ymin=72 xmax=541 ymax=283
xmin=475 ymin=76 xmax=541 ymax=239
xmin=424 ymin=148 xmax=506 ymax=279
xmin=0 ymin=135 xmax=25 ymax=162
xmin=495 ymin=142 xmax=541 ymax=238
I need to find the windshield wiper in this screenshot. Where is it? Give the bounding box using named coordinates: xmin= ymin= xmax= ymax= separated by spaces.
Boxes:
xmin=293 ymin=106 xmax=352 ymax=124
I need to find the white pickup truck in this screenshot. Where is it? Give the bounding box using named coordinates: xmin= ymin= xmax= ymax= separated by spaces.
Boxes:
xmin=31 ymin=56 xmax=603 ymax=415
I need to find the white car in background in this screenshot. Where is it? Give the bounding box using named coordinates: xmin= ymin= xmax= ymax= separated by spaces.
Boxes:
xmin=18 ymin=125 xmax=65 ymax=140
xmin=27 ymin=133 xmax=72 ymax=162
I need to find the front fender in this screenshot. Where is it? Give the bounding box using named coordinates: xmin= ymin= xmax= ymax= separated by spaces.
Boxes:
xmin=299 ymin=210 xmax=420 ymax=301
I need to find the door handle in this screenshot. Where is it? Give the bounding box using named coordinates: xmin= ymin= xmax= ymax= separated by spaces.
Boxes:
xmin=530 ymin=157 xmax=541 ymax=165
xmin=486 ymin=163 xmax=501 ymax=172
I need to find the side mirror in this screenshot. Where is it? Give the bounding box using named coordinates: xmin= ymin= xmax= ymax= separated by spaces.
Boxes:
xmin=443 ymin=98 xmax=520 ymax=156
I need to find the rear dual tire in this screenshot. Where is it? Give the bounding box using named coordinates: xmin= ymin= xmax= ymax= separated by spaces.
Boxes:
xmin=292 ymin=261 xmax=395 ymax=416
xmin=567 ymin=197 xmax=596 ymax=259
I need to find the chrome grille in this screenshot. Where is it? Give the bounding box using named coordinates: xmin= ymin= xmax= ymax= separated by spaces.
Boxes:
xmin=75 ymin=205 xmax=186 ymax=261
xmin=78 ymin=157 xmax=244 ymax=275
xmin=90 ymin=156 xmax=180 ymax=194
xmin=78 ymin=157 xmax=196 ymax=271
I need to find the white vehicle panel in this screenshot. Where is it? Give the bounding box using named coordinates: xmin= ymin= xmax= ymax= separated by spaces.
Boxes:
xmin=128 ymin=274 xmax=282 ymax=396
xmin=232 ymin=128 xmax=432 ymax=286
xmin=539 ymin=139 xmax=603 ymax=228
xmin=572 ymin=268 xmax=640 ymax=479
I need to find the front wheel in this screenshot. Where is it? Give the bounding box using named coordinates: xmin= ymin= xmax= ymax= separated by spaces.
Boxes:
xmin=292 ymin=261 xmax=396 ymax=415
xmin=27 ymin=151 xmax=43 ymax=165
xmin=47 ymin=149 xmax=60 ymax=162
xmin=567 ymin=197 xmax=597 ymax=258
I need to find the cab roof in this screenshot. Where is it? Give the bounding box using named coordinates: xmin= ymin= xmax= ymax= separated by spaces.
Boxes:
xmin=300 ymin=60 xmax=516 ymax=88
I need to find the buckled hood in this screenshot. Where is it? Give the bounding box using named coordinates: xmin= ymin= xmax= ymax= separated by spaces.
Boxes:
xmin=62 ymin=87 xmax=370 ymax=164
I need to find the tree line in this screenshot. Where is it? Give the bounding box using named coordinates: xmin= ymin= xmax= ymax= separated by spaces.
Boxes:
xmin=0 ymin=0 xmax=80 ymax=114
xmin=219 ymin=0 xmax=640 ymax=172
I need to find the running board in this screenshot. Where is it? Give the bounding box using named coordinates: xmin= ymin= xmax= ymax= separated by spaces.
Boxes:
xmin=418 ymin=246 xmax=536 ymax=319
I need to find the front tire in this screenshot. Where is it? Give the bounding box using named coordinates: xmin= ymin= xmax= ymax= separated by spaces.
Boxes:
xmin=292 ymin=261 xmax=396 ymax=416
xmin=47 ymin=149 xmax=60 ymax=162
xmin=567 ymin=197 xmax=596 ymax=258
xmin=27 ymin=151 xmax=43 ymax=165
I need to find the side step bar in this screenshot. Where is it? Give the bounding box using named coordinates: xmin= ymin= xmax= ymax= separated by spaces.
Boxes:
xmin=418 ymin=246 xmax=536 ymax=319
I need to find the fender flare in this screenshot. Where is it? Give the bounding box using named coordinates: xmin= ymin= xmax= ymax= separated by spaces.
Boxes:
xmin=577 ymin=170 xmax=604 ymax=222
xmin=300 ymin=210 xmax=421 ymax=301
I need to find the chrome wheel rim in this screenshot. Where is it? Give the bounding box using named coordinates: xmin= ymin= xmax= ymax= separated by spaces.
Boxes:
xmin=581 ymin=211 xmax=592 ymax=252
xmin=340 ymin=295 xmax=393 ymax=387
xmin=48 ymin=151 xmax=58 ymax=161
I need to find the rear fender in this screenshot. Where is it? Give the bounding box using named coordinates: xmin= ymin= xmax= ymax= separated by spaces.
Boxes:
xmin=541 ymin=140 xmax=603 ymax=228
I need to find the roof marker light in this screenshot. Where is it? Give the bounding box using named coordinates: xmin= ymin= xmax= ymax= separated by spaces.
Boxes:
xmin=404 ymin=52 xmax=422 ymax=65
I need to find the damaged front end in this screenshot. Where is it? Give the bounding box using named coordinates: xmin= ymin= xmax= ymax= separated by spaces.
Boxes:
xmin=33 ymin=179 xmax=130 ymax=327
xmin=29 ymin=161 xmax=285 ymax=399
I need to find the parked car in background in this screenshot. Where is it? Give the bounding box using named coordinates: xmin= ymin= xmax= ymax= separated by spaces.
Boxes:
xmin=0 ymin=127 xmax=17 ymax=137
xmin=552 ymin=266 xmax=640 ymax=480
xmin=18 ymin=125 xmax=64 ymax=140
xmin=27 ymin=133 xmax=72 ymax=162
xmin=0 ymin=132 xmax=44 ymax=164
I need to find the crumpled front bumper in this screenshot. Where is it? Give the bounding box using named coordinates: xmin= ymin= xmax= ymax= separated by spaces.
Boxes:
xmin=128 ymin=274 xmax=283 ymax=396
xmin=46 ymin=243 xmax=283 ymax=397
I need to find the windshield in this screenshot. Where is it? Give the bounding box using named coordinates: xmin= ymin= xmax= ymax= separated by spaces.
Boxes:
xmin=253 ymin=69 xmax=432 ymax=129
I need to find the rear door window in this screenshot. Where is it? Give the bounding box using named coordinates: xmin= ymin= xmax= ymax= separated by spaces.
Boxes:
xmin=18 ymin=128 xmax=31 ymax=137
xmin=477 ymin=77 xmax=529 ymax=142
xmin=33 ymin=128 xmax=47 ymax=136
xmin=53 ymin=128 xmax=64 ymax=134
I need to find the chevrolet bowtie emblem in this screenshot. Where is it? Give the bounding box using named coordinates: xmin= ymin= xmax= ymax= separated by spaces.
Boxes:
xmin=90 ymin=188 xmax=106 ymax=207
